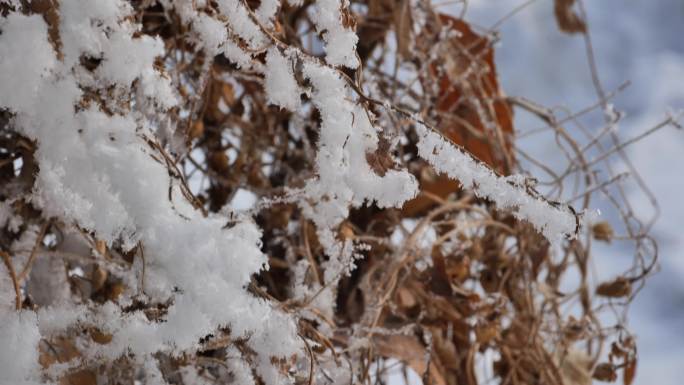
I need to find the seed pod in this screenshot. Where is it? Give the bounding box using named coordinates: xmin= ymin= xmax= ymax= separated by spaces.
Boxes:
xmin=592 ymin=221 xmax=614 ymax=242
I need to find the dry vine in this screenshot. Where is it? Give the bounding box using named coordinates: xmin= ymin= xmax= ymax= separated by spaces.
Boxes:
xmin=0 ymin=0 xmax=675 ymax=384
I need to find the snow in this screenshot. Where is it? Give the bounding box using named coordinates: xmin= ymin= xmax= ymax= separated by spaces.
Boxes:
xmin=222 ymin=40 xmax=255 ymax=69
xmin=226 ymin=346 xmax=258 ymax=385
xmin=0 ymin=263 xmax=14 ymax=312
xmin=192 ymin=13 xmax=229 ymax=56
xmin=0 ymin=311 xmax=41 ymax=385
xmin=310 ymin=0 xmax=360 ymax=68
xmin=216 ymin=0 xmax=267 ymax=49
xmin=415 ymin=123 xmax=577 ymax=246
xmin=256 ymin=0 xmax=281 ymax=26
xmin=265 ymin=48 xmax=301 ymax=110
xmin=0 ymin=14 xmax=57 ymax=113
xmin=0 ymin=1 xmax=299 ymax=383
xmin=299 ymin=61 xmax=419 ymax=261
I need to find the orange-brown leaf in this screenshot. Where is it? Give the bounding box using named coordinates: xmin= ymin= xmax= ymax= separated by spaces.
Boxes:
xmin=596 ymin=277 xmax=631 ymax=298
xmin=403 ymin=15 xmax=515 ymax=217
xmin=623 ymin=358 xmax=637 ymax=385
xmin=374 ymin=334 xmax=447 ymax=385
xmin=554 ymin=0 xmax=587 ymax=34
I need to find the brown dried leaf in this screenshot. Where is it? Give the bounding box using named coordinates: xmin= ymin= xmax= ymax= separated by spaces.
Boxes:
xmin=91 ymin=265 xmax=108 ymax=292
xmin=429 ymin=247 xmax=453 ymax=297
xmin=554 ymin=0 xmax=587 ymax=34
xmin=339 ymin=221 xmax=355 ymax=240
xmin=374 ymin=335 xmax=447 ymax=385
xmin=60 ymin=369 xmax=97 ymax=385
xmin=446 ymin=255 xmax=470 ymax=284
xmin=434 ymin=15 xmax=514 ymax=173
xmin=188 ymin=120 xmax=205 ymax=141
xmin=393 ymin=0 xmax=412 ymax=57
xmin=205 ymin=81 xmax=234 ymax=123
xmin=340 ymin=6 xmax=357 ymax=29
xmin=403 ymin=15 xmax=515 ymax=217
xmin=623 ymin=358 xmax=637 ymax=385
xmin=95 ymin=240 xmax=107 ymax=257
xmin=39 ymin=337 xmax=80 ymax=368
xmin=90 ymin=328 xmax=113 ymax=345
xmin=365 ymin=136 xmax=395 ymax=177
xmin=559 ymin=349 xmax=592 ymax=385
xmin=221 ymin=83 xmax=236 ymax=106
xmin=479 ymin=268 xmax=500 ymax=293
xmin=106 ymin=282 xmax=126 ymax=302
xmin=475 ymin=322 xmax=498 ymax=345
xmin=28 ymin=0 xmax=62 ymax=58
xmin=593 ymin=363 xmax=618 ymax=382
xmin=431 ymin=331 xmax=459 ymax=372
xmin=596 ymin=277 xmax=631 ymax=298
xmin=396 ymin=287 xmax=417 ymax=308
xmin=208 ymin=151 xmax=230 ymax=173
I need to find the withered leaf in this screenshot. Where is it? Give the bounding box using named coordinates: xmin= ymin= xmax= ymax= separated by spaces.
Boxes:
xmin=393 ymin=0 xmax=412 ymax=58
xmin=365 ymin=136 xmax=395 ymax=177
xmin=554 ymin=0 xmax=587 ymax=34
xmin=90 ymin=265 xmax=108 ymax=292
xmin=403 ymin=15 xmax=515 ymax=217
xmin=188 ymin=120 xmax=205 ymax=141
xmin=596 ymin=277 xmax=631 ymax=298
xmin=60 ymin=369 xmax=97 ymax=385
xmin=623 ymin=358 xmax=637 ymax=385
xmin=338 ymin=221 xmax=355 ymax=240
xmin=429 ymin=247 xmax=453 ymax=297
xmin=373 ymin=334 xmax=447 ymax=385
xmin=89 ymin=328 xmax=113 ymax=345
xmin=106 ymin=282 xmax=126 ymax=302
xmin=475 ymin=322 xmax=498 ymax=345
xmin=558 ymin=349 xmax=593 ymax=385
xmin=593 ymin=363 xmax=618 ymax=382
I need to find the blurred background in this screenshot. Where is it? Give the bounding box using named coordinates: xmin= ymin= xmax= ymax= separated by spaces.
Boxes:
xmin=457 ymin=1 xmax=684 ymax=383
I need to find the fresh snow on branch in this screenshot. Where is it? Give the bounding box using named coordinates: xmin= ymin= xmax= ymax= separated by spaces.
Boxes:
xmin=265 ymin=48 xmax=301 ymax=110
xmin=310 ymin=0 xmax=360 ymax=68
xmin=415 ymin=123 xmax=578 ymax=245
xmin=0 ymin=2 xmax=298 ymax=384
xmin=301 ymin=62 xmax=418 ymax=231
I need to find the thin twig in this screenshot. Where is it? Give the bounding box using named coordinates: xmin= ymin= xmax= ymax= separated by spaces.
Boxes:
xmin=0 ymin=250 xmax=22 ymax=310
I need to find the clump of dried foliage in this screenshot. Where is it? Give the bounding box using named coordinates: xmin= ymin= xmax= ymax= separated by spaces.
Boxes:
xmin=0 ymin=0 xmax=671 ymax=384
